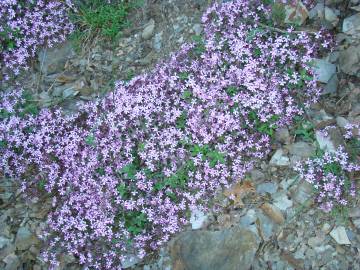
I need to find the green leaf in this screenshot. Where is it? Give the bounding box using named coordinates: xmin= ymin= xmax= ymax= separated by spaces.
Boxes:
xmin=85 ymin=135 xmax=96 ymax=146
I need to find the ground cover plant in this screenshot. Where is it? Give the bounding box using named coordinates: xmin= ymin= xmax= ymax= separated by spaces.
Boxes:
xmin=0 ymin=0 xmax=74 ymax=79
xmin=0 ymin=0 xmax=334 ymax=269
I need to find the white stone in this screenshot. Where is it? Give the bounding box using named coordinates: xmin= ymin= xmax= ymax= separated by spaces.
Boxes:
xmin=312 ymin=59 xmax=336 ymax=83
xmin=269 ymin=149 xmax=290 ymax=166
xmin=190 ymin=209 xmax=208 ymax=230
xmin=315 ymin=131 xmax=336 ymax=153
xmin=330 ymin=226 xmax=351 ymax=245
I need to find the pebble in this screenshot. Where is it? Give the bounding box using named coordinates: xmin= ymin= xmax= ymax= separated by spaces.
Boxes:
xmin=15 ymin=227 xmax=35 ymax=251
xmin=269 ymin=149 xmax=290 ymax=166
xmin=330 ymin=226 xmax=351 ymax=245
xmin=190 ymin=209 xmax=208 ymax=230
xmin=142 ymin=19 xmax=155 ymax=40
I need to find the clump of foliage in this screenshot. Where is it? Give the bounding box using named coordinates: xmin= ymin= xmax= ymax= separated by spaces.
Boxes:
xmin=0 ymin=0 xmax=74 ymax=79
xmin=0 ymin=0 xmax=331 ymax=269
xmin=70 ymin=0 xmax=142 ymax=48
xmin=295 ymin=147 xmax=359 ymax=213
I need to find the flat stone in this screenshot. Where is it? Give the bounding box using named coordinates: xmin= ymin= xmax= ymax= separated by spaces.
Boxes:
xmin=284 ymin=2 xmax=309 ymax=25
xmin=324 ymin=7 xmax=339 ymax=26
xmin=3 ymin=253 xmax=20 ymax=270
xmin=275 ymin=127 xmax=290 ymax=144
xmin=121 ymin=254 xmax=141 ymax=268
xmin=269 ymin=149 xmax=290 ymax=166
xmin=339 ymin=45 xmax=360 ymax=76
xmin=323 ymin=74 xmax=338 ymax=95
xmin=15 ymin=227 xmax=36 ymax=251
xmin=190 ymin=209 xmax=208 ymax=230
xmin=343 ymin=13 xmax=360 ymax=36
xmin=288 ymin=141 xmax=315 ymax=159
xmin=38 ymin=41 xmax=73 ymax=75
xmin=273 ymin=192 xmax=293 ymax=211
xmin=291 ymin=181 xmax=313 ymax=206
xmin=256 ymin=182 xmax=278 ymax=194
xmin=142 ymin=19 xmax=155 ymax=40
xmin=312 ymin=59 xmax=336 ymax=83
xmin=170 ymin=227 xmax=259 ymax=270
xmin=330 ymin=226 xmax=351 ymax=245
xmin=315 ymin=131 xmax=336 ymax=153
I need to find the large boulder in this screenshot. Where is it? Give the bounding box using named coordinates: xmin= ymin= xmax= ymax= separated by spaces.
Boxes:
xmin=170 ymin=227 xmax=259 ymax=270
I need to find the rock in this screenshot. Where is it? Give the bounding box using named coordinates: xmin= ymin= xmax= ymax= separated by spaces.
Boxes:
xmin=3 ymin=253 xmax=20 ymax=270
xmin=323 ymin=74 xmax=338 ymax=95
xmin=256 ymin=211 xmax=275 ymax=241
xmin=309 ymin=3 xmax=324 ymax=20
xmin=284 ymin=2 xmax=309 ymax=25
xmin=312 ymin=59 xmax=336 ymax=83
xmin=353 ymin=219 xmax=360 ymax=229
xmin=260 ymin=203 xmax=285 ymax=224
xmin=308 ymin=235 xmax=325 ymax=248
xmin=193 ymin=24 xmax=202 ymax=35
xmin=142 ymin=19 xmax=155 ymax=40
xmin=336 ymin=117 xmax=349 ymax=128
xmin=256 ymin=182 xmax=278 ymax=194
xmin=324 ymin=7 xmax=339 ymax=26
xmin=343 ymin=14 xmax=360 ymax=37
xmin=321 ymin=223 xmax=331 ymax=234
xmin=269 ymin=149 xmax=290 ymax=166
xmin=330 ymin=226 xmax=351 ymax=245
xmin=250 ymin=169 xmax=265 ymax=182
xmin=15 ymin=227 xmax=36 ymax=251
xmin=291 ymin=181 xmax=313 ymax=206
xmin=288 ymin=142 xmax=315 ymax=159
xmin=153 ymin=32 xmax=163 ymax=52
xmin=190 ymin=209 xmax=208 ymax=230
xmin=170 ymin=227 xmax=259 ymax=270
xmin=339 ymin=45 xmax=360 ymax=76
xmin=349 ymin=207 xmax=360 ymax=218
xmin=121 ymin=254 xmax=141 ymax=269
xmin=272 ymin=192 xmax=293 ymax=211
xmin=315 ymin=130 xmax=336 ymax=153
xmin=0 ymin=237 xmax=11 ymax=250
xmin=62 ymin=87 xmax=79 ymax=99
xmin=275 ymin=127 xmax=290 ymax=144
xmin=38 ymin=41 xmax=73 ymax=75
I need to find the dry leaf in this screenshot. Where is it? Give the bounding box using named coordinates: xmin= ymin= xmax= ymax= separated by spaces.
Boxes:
xmin=223 ymin=180 xmax=255 ymax=208
xmin=260 ymin=203 xmax=285 ymax=224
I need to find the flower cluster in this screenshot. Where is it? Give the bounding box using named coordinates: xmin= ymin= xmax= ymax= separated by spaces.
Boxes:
xmin=295 ymin=147 xmax=359 ymax=212
xmin=0 ymin=0 xmax=73 ymax=79
xmin=1 ymin=0 xmax=328 ymax=269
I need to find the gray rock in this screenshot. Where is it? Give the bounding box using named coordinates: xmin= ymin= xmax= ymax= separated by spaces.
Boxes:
xmin=291 ymin=181 xmax=313 ymax=205
xmin=324 ymin=7 xmax=339 ymax=26
xmin=190 ymin=209 xmax=208 ymax=230
xmin=288 ymin=141 xmax=315 ymax=159
xmin=121 ymin=254 xmax=141 ymax=268
xmin=312 ymin=59 xmax=336 ymax=83
xmin=170 ymin=227 xmax=259 ymax=270
xmin=256 ymin=182 xmax=278 ymax=195
xmin=330 ymin=226 xmax=351 ymax=245
xmin=275 ymin=127 xmax=290 ymax=144
xmin=353 ymin=219 xmax=360 ymax=229
xmin=38 ymin=41 xmax=73 ymax=75
xmin=256 ymin=211 xmax=276 ymax=240
xmin=0 ymin=237 xmax=11 ymax=250
xmin=273 ymin=192 xmax=293 ymax=211
xmin=250 ymin=169 xmax=265 ymax=182
xmin=343 ymin=14 xmax=360 ymax=36
xmin=153 ymin=32 xmax=163 ymax=52
xmin=3 ymin=253 xmax=20 ymax=270
xmin=339 ymin=45 xmax=360 ymax=76
xmin=15 ymin=227 xmax=35 ymax=251
xmin=323 ymin=74 xmax=338 ymax=95
xmin=142 ymin=19 xmax=155 ymax=40
xmin=193 ymin=24 xmax=202 ymax=35
xmin=315 ymin=130 xmax=336 ymax=153
xmin=269 ymin=149 xmax=290 ymax=166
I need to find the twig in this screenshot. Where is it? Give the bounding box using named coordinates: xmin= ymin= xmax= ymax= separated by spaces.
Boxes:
xmin=257 ymin=22 xmax=318 ymax=35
